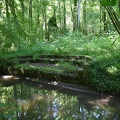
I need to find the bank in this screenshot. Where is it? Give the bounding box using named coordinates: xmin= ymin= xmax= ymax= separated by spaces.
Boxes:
xmin=0 ymin=54 xmax=120 ymax=95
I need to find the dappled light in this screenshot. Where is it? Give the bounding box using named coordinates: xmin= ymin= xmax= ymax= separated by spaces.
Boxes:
xmin=0 ymin=75 xmax=19 ymax=81
xmin=48 ymin=81 xmax=59 ymax=85
xmin=107 ymin=66 xmax=118 ymax=74
xmin=88 ymin=96 xmax=114 ymax=110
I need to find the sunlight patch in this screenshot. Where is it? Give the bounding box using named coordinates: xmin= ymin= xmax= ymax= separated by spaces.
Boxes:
xmin=107 ymin=66 xmax=118 ymax=74
xmin=1 ymin=75 xmax=19 ymax=80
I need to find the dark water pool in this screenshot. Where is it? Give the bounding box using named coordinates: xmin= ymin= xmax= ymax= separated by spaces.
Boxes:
xmin=0 ymin=75 xmax=120 ymax=120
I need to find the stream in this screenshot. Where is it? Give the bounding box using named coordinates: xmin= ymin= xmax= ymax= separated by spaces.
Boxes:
xmin=0 ymin=75 xmax=120 ymax=120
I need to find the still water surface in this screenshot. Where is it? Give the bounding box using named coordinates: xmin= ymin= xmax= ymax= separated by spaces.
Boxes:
xmin=0 ymin=76 xmax=120 ymax=120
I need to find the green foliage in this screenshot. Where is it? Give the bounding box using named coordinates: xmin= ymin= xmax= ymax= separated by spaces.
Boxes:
xmin=1 ymin=30 xmax=120 ymax=94
xmin=14 ymin=61 xmax=78 ymax=74
xmin=56 ymin=61 xmax=78 ymax=73
xmin=0 ymin=0 xmax=118 ymax=53
xmin=101 ymin=0 xmax=117 ymax=6
xmin=89 ymin=59 xmax=120 ymax=94
xmin=0 ymin=101 xmax=19 ymax=120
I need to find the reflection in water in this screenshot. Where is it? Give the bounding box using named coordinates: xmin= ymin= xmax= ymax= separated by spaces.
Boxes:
xmin=0 ymin=79 xmax=120 ymax=120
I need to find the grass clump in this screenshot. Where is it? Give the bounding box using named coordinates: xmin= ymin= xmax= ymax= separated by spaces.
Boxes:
xmin=14 ymin=61 xmax=78 ymax=74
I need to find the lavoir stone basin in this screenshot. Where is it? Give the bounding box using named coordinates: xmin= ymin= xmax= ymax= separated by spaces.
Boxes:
xmin=1 ymin=54 xmax=95 ymax=85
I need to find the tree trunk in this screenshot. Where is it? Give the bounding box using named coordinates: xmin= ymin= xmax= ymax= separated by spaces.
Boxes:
xmin=102 ymin=8 xmax=108 ymax=32
xmin=58 ymin=1 xmax=62 ymax=29
xmin=100 ymin=4 xmax=102 ymax=34
xmin=44 ymin=9 xmax=47 ymax=40
xmin=42 ymin=2 xmax=48 ymax=40
xmin=83 ymin=0 xmax=87 ymax=34
xmin=63 ymin=0 xmax=66 ymax=29
xmin=29 ymin=0 xmax=33 ymax=32
xmin=19 ymin=0 xmax=25 ymax=21
xmin=9 ymin=0 xmax=27 ymax=37
xmin=0 ymin=2 xmax=2 ymax=16
xmin=73 ymin=0 xmax=77 ymax=31
xmin=5 ymin=0 xmax=10 ymax=20
xmin=8 ymin=0 xmax=17 ymax=18
xmin=78 ymin=0 xmax=80 ymax=30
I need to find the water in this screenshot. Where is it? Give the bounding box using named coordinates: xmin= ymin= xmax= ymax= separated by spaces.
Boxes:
xmin=0 ymin=76 xmax=120 ymax=120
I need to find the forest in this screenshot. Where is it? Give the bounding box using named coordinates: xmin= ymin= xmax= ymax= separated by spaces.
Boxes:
xmin=0 ymin=0 xmax=120 ymax=95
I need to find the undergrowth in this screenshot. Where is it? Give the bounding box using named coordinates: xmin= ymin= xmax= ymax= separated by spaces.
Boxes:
xmin=1 ymin=32 xmax=120 ymax=95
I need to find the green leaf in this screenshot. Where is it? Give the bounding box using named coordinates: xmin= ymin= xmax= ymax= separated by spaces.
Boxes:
xmin=101 ymin=0 xmax=110 ymax=6
xmin=109 ymin=0 xmax=116 ymax=6
xmin=0 ymin=103 xmax=7 ymax=108
xmin=101 ymin=0 xmax=116 ymax=6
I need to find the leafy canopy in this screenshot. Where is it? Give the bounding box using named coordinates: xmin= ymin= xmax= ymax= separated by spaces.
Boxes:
xmin=101 ymin=0 xmax=117 ymax=6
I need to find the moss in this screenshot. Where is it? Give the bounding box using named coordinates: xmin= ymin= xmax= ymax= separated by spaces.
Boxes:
xmin=14 ymin=61 xmax=78 ymax=75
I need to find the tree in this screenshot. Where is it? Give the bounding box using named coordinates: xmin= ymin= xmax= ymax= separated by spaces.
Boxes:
xmin=102 ymin=8 xmax=108 ymax=32
xmin=73 ymin=0 xmax=77 ymax=31
xmin=78 ymin=0 xmax=80 ymax=30
xmin=83 ymin=0 xmax=87 ymax=34
xmin=63 ymin=0 xmax=66 ymax=29
xmin=19 ymin=0 xmax=25 ymax=21
xmin=29 ymin=0 xmax=33 ymax=32
xmin=1 ymin=0 xmax=120 ymax=52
